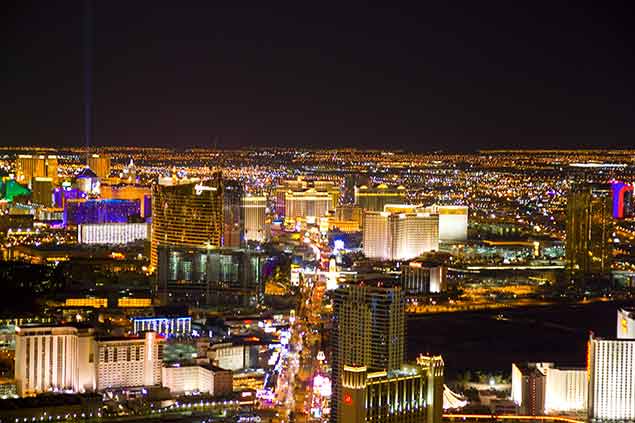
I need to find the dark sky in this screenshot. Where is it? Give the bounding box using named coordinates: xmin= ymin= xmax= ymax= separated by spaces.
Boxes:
xmin=3 ymin=2 xmax=634 ymax=151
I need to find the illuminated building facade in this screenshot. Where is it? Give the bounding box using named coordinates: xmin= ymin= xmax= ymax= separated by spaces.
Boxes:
xmin=511 ymin=362 xmax=547 ymax=415
xmin=100 ymin=185 xmax=151 ymax=218
xmin=31 ymin=177 xmax=53 ymax=206
xmin=15 ymin=155 xmax=58 ymax=187
xmin=565 ymin=184 xmax=612 ymax=278
xmin=611 ymin=181 xmax=634 ymax=219
xmin=132 ymin=316 xmax=192 ymax=337
xmin=75 ymin=167 xmax=100 ymax=194
xmin=208 ymin=342 xmax=259 ymax=371
xmin=331 ymin=284 xmax=405 ymax=422
xmin=156 ymin=246 xmax=265 ymax=306
xmin=222 ymin=179 xmax=244 ymax=248
xmin=429 ymin=205 xmax=468 ymax=241
xmin=95 ymin=331 xmax=164 ymax=391
xmin=338 ymin=356 xmax=444 ymax=423
xmin=329 ymin=205 xmax=363 ymax=232
xmin=54 ymin=186 xmax=86 ymax=208
xmin=14 ymin=326 xmax=96 ymax=396
xmin=544 ymin=366 xmax=587 ymax=413
xmin=86 ymin=154 xmax=111 ymax=180
xmin=242 ymin=194 xmax=267 ymax=242
xmin=162 ymin=364 xmax=232 ymax=396
xmin=401 ymin=259 xmax=447 ymax=294
xmin=354 ymin=184 xmax=406 ymax=212
xmin=284 ymin=188 xmax=334 ymax=221
xmin=588 ymin=335 xmax=635 ymax=421
xmin=617 ymin=307 xmax=635 ymax=339
xmin=78 ymin=222 xmax=149 ymax=244
xmin=150 ymin=177 xmax=223 ymax=269
xmin=363 ymin=210 xmax=439 ymax=260
xmin=64 ymin=199 xmax=140 ymax=227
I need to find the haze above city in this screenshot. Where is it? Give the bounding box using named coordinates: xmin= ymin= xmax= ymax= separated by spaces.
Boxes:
xmin=4 ymin=2 xmax=635 ymax=150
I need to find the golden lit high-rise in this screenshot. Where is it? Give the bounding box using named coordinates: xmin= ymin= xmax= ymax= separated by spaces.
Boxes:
xmin=566 ymin=184 xmax=612 ymax=279
xmin=354 ymin=184 xmax=406 ymax=212
xmin=243 ymin=194 xmax=267 ymax=242
xmin=87 ymin=154 xmax=111 ymax=180
xmin=15 ymin=154 xmax=58 ymax=187
xmin=150 ymin=176 xmax=223 ymax=269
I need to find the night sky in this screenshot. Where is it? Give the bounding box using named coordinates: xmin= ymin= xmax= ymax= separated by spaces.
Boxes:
xmin=3 ymin=2 xmax=634 ymax=151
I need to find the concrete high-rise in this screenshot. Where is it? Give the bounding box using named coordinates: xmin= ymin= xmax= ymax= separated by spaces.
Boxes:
xmin=15 ymin=155 xmax=58 ymax=187
xmin=363 ymin=210 xmax=439 ymax=260
xmin=222 ymin=179 xmax=244 ymax=248
xmin=332 ymin=283 xmax=444 ymax=423
xmin=587 ymin=309 xmax=635 ymax=422
xmin=331 ymin=284 xmax=405 ymax=421
xmin=87 ymin=154 xmax=111 ymax=180
xmin=150 ymin=176 xmax=223 ymax=269
xmin=242 ymin=194 xmax=267 ymax=242
xmin=31 ymin=177 xmax=54 ymax=206
xmin=354 ymin=184 xmax=406 ymax=212
xmin=566 ymin=184 xmax=612 ymax=279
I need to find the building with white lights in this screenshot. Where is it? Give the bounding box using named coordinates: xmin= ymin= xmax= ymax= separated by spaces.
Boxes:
xmin=617 ymin=307 xmax=635 ymax=339
xmin=95 ymin=332 xmax=164 ymax=391
xmin=162 ymin=363 xmax=232 ymax=396
xmin=401 ymin=258 xmax=447 ymax=294
xmin=284 ymin=188 xmax=334 ymax=221
xmin=14 ymin=326 xmax=96 ymax=396
xmin=207 ymin=342 xmax=258 ymax=371
xmin=363 ymin=210 xmax=439 ymax=261
xmin=242 ymin=195 xmax=267 ymax=242
xmin=429 ymin=205 xmax=468 ymax=241
xmin=588 ymin=310 xmax=635 ymax=422
xmin=78 ymin=223 xmax=150 ymax=244
xmin=132 ymin=316 xmax=192 ymax=337
xmin=544 ymin=365 xmax=587 ymax=413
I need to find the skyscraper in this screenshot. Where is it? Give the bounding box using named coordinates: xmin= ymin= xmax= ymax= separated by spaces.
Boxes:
xmin=243 ymin=194 xmax=267 ymax=242
xmin=87 ymin=154 xmax=111 ymax=180
xmin=15 ymin=155 xmax=58 ymax=187
xmin=222 ymin=179 xmax=244 ymax=248
xmin=284 ymin=188 xmax=334 ymax=221
xmin=363 ymin=210 xmax=439 ymax=260
xmin=332 ymin=283 xmax=444 ymax=423
xmin=150 ymin=176 xmax=223 ymax=269
xmin=354 ymin=184 xmax=406 ymax=212
xmin=565 ymin=184 xmax=613 ymax=279
xmin=331 ymin=284 xmax=405 ymax=421
xmin=31 ymin=177 xmax=54 ymax=206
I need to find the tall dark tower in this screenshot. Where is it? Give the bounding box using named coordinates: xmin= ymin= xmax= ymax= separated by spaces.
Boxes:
xmin=566 ymin=184 xmax=613 ymax=283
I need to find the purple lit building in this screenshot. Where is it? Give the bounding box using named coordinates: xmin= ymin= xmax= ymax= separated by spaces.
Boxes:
xmin=53 ymin=186 xmax=87 ymax=208
xmin=63 ymin=199 xmax=140 ymax=227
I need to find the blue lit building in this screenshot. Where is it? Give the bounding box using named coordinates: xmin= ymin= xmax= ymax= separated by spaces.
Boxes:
xmin=131 ymin=316 xmax=192 ymax=337
xmin=63 ymin=199 xmax=140 ymax=227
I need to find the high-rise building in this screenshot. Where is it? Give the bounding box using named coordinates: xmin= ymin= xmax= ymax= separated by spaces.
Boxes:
xmin=223 ymin=179 xmax=244 ymax=248
xmin=284 ymin=188 xmax=334 ymax=221
xmin=95 ymin=331 xmax=164 ymax=390
xmin=64 ymin=199 xmax=140 ymax=227
xmin=156 ymin=246 xmax=265 ymax=306
xmin=512 ymin=362 xmax=587 ymax=415
xmin=331 ymin=284 xmax=405 ymax=421
xmin=354 ymin=184 xmax=406 ymax=212
xmin=401 ymin=258 xmax=447 ymax=294
xmin=617 ymin=307 xmax=635 ymax=339
xmin=243 ymin=194 xmax=267 ymax=242
xmin=566 ymin=184 xmax=612 ymax=279
xmin=429 ymin=205 xmax=468 ymax=241
xmin=78 ymin=222 xmax=150 ymax=244
xmin=15 ymin=155 xmax=58 ymax=187
xmin=339 ymin=356 xmax=444 ymax=423
xmin=588 ymin=309 xmax=635 ymax=422
xmin=611 ymin=181 xmax=634 ymax=219
xmin=14 ymin=325 xmax=95 ymax=396
xmin=162 ymin=364 xmax=232 ymax=396
xmin=363 ymin=210 xmax=439 ymax=260
xmin=86 ymin=154 xmax=111 ymax=180
xmin=275 ymin=178 xmax=339 ymax=218
xmin=100 ymin=185 xmax=152 ymax=218
xmin=31 ymin=177 xmax=54 ymax=206
xmin=150 ymin=177 xmax=223 ymax=269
